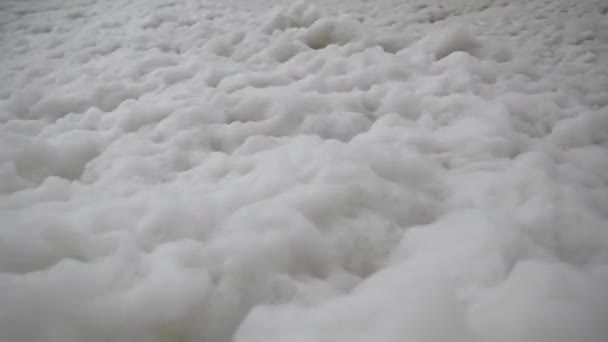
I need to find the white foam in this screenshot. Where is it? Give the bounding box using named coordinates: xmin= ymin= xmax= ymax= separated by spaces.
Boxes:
xmin=1 ymin=0 xmax=607 ymax=341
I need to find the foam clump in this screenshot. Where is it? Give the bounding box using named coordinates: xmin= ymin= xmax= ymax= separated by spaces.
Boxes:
xmin=262 ymin=2 xmax=322 ymax=34
xmin=297 ymin=17 xmax=366 ymax=50
xmin=433 ymin=25 xmax=480 ymax=60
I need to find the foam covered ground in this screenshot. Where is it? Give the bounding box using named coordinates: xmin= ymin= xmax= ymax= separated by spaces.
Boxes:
xmin=1 ymin=0 xmax=608 ymax=341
